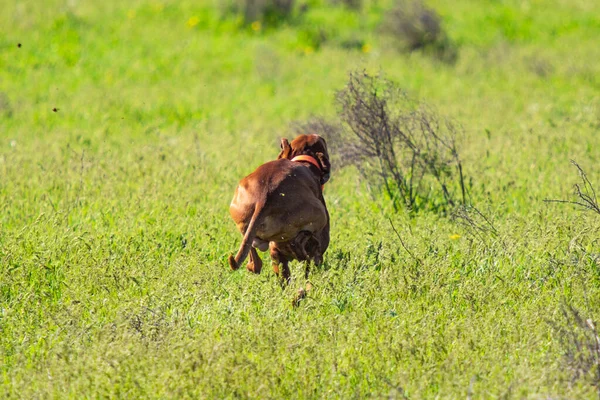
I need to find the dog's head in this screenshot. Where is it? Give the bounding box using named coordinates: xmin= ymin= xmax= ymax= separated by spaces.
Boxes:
xmin=278 ymin=134 xmax=331 ymax=184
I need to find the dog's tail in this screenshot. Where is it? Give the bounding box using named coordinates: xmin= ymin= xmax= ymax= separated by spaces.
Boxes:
xmin=228 ymin=198 xmax=266 ymax=270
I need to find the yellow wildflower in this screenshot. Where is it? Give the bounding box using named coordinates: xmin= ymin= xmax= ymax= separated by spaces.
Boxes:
xmin=362 ymin=43 xmax=371 ymax=53
xmin=251 ymin=21 xmax=262 ymax=32
xmin=187 ymin=16 xmax=199 ymax=28
xmin=449 ymin=234 xmax=461 ymax=240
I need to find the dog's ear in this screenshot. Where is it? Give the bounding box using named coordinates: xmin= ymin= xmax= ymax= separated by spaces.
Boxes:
xmin=277 ymin=138 xmax=292 ymax=159
xmin=315 ymin=152 xmax=331 ymax=184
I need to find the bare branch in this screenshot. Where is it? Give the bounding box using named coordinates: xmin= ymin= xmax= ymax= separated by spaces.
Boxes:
xmin=544 ymin=161 xmax=600 ymax=216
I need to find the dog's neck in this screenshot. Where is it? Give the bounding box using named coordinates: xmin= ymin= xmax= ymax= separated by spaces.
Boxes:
xmin=291 ymin=155 xmax=321 ymax=171
xmin=291 ymin=155 xmax=325 ymax=190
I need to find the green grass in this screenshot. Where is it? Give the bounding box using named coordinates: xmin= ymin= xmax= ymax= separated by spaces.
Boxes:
xmin=1 ymin=0 xmax=600 ymax=397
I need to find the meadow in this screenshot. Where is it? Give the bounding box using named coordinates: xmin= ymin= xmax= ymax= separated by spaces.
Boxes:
xmin=1 ymin=0 xmax=600 ymax=397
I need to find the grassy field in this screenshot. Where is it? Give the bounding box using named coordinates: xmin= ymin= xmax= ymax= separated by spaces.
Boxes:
xmin=1 ymin=0 xmax=600 ymax=397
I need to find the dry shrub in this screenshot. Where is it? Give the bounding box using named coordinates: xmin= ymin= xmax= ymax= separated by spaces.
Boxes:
xmin=292 ymin=117 xmax=354 ymax=167
xmin=295 ymin=71 xmax=467 ymax=214
xmin=330 ymin=0 xmax=363 ymax=10
xmin=549 ymin=304 xmax=600 ymax=395
xmin=382 ymin=0 xmax=456 ymax=63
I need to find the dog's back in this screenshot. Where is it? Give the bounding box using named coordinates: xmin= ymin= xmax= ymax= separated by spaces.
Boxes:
xmin=228 ymin=135 xmax=331 ymax=277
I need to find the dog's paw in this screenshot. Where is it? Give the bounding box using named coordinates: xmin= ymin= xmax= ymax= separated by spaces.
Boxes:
xmin=292 ymin=287 xmax=309 ymax=307
xmin=246 ymin=261 xmax=262 ymax=274
xmin=228 ymin=255 xmax=239 ymax=270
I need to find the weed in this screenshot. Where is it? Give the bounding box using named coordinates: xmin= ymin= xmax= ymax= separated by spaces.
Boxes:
xmin=451 ymin=205 xmax=498 ymax=241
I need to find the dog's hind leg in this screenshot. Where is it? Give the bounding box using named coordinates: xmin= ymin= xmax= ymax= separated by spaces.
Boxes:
xmin=303 ymin=234 xmax=322 ymax=280
xmin=270 ymin=245 xmax=291 ymax=285
xmin=290 ymin=231 xmax=313 ymax=261
xmin=246 ymin=247 xmax=263 ymax=274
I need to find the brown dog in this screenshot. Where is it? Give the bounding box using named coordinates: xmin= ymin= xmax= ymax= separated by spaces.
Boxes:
xmin=228 ymin=134 xmax=331 ymax=283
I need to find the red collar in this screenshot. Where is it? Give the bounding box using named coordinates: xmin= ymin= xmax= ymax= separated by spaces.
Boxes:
xmin=291 ymin=155 xmax=325 ymax=190
xmin=291 ymin=155 xmax=321 ymax=171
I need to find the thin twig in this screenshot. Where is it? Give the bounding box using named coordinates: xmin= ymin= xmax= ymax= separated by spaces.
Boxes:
xmin=388 ymin=218 xmax=422 ymax=265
